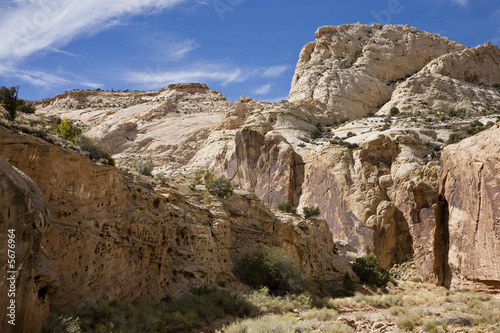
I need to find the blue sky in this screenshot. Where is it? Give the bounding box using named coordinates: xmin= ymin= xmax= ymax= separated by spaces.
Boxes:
xmin=0 ymin=0 xmax=499 ymax=102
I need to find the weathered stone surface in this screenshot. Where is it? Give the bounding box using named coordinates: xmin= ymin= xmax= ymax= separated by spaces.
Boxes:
xmin=215 ymin=128 xmax=304 ymax=208
xmin=435 ymin=123 xmax=500 ymax=292
xmin=379 ymin=42 xmax=500 ymax=115
xmin=289 ymin=23 xmax=465 ymax=119
xmin=0 ymin=157 xmax=59 ymax=333
xmin=0 ymin=125 xmax=348 ymax=310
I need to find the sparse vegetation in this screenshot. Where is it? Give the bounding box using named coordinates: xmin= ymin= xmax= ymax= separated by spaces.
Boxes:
xmin=278 ymin=202 xmax=296 ymax=214
xmin=54 ymin=118 xmax=82 ymax=142
xmin=346 ymin=131 xmax=356 ymax=138
xmin=76 ymin=136 xmax=114 ymax=166
xmin=132 ymin=159 xmax=153 ymax=176
xmin=330 ymin=139 xmax=359 ymax=149
xmin=448 ymin=108 xmax=466 ymax=118
xmin=342 ymin=272 xmax=356 ymax=292
xmin=303 ymin=206 xmax=320 ymax=219
xmin=234 ymin=247 xmax=309 ymax=295
xmin=205 ymin=176 xmax=234 ymax=198
xmin=352 ymin=255 xmax=391 ymax=287
xmin=0 ymin=85 xmax=36 ymax=120
xmin=339 ymin=117 xmax=350 ymax=125
xmin=44 ymin=288 xmax=256 ymax=333
xmin=390 ymin=107 xmax=400 ymax=116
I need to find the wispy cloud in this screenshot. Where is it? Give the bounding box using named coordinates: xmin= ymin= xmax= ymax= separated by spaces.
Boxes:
xmin=168 ymin=39 xmax=200 ymax=60
xmin=0 ymin=0 xmax=187 ymax=62
xmin=254 ymin=83 xmax=271 ymax=95
xmin=126 ymin=63 xmax=289 ymax=90
xmin=450 ymin=0 xmax=468 ymax=7
xmin=126 ymin=63 xmax=244 ymax=88
xmin=261 ymin=65 xmax=288 ymax=78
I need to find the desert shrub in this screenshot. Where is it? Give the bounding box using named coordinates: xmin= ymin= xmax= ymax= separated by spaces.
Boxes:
xmin=338 ymin=117 xmax=350 ymax=125
xmin=205 ymin=177 xmax=233 ymax=198
xmin=352 ymin=256 xmax=390 ymax=287
xmin=303 ymin=206 xmax=320 ymax=219
xmin=133 ymin=159 xmax=153 ymax=176
xmin=364 ymin=111 xmax=375 ymax=118
xmin=448 ymin=108 xmax=466 ymax=118
xmin=0 ymin=85 xmax=36 ymax=120
xmin=278 ymin=202 xmax=296 ymax=214
xmin=55 ymin=118 xmax=82 ymax=142
xmin=194 ymin=169 xmax=204 ymax=184
xmin=342 ymin=272 xmax=356 ymax=292
xmin=310 ymin=127 xmax=322 ymax=139
xmin=330 ymin=139 xmax=359 ymax=149
xmin=346 ymin=131 xmax=356 ymax=138
xmin=76 ymin=136 xmax=114 ymax=165
xmin=234 ymin=247 xmax=308 ymax=295
xmin=390 ymin=107 xmax=400 ymax=116
xmin=219 ymin=313 xmax=314 ymax=333
xmin=446 ymin=132 xmax=462 ymax=145
xmin=203 ymin=192 xmax=212 ymax=206
xmin=45 ymin=288 xmax=255 ymax=333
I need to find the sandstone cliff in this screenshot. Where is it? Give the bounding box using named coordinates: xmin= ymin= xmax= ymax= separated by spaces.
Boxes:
xmin=0 ymin=157 xmax=59 ymax=333
xmin=288 ymin=23 xmax=466 ymax=118
xmin=425 ymin=123 xmax=500 ymax=292
xmin=30 ymin=23 xmax=500 ymax=294
xmin=379 ymin=42 xmax=500 ymax=115
xmin=0 ymin=125 xmax=351 ymax=310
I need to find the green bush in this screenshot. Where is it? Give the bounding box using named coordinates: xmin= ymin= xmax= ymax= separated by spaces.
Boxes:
xmin=390 ymin=107 xmax=400 ymax=116
xmin=0 ymin=85 xmax=36 ymax=120
xmin=346 ymin=131 xmax=356 ymax=138
xmin=76 ymin=136 xmax=114 ymax=165
xmin=448 ymin=108 xmax=466 ymax=118
xmin=446 ymin=133 xmax=462 ymax=145
xmin=339 ymin=117 xmax=350 ymax=125
xmin=133 ymin=159 xmax=153 ymax=176
xmin=278 ymin=202 xmax=296 ymax=214
xmin=310 ymin=127 xmax=322 ymax=139
xmin=205 ymin=177 xmax=233 ymax=198
xmin=352 ymin=256 xmax=391 ymax=287
xmin=342 ymin=272 xmax=356 ymax=292
xmin=303 ymin=206 xmax=320 ymax=219
xmin=44 ymin=288 xmax=256 ymax=333
xmin=55 ymin=118 xmax=82 ymax=142
xmin=234 ymin=247 xmax=308 ymax=295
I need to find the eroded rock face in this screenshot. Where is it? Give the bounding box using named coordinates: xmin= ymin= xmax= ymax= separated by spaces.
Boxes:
xmin=434 ymin=124 xmax=500 ymax=292
xmin=0 ymin=125 xmax=349 ymax=309
xmin=289 ymin=23 xmax=465 ymax=118
xmin=298 ymin=132 xmax=440 ymax=268
xmin=0 ymin=157 xmax=59 ymax=333
xmin=215 ymin=128 xmax=304 ymax=208
xmin=379 ymin=42 xmax=500 ymax=115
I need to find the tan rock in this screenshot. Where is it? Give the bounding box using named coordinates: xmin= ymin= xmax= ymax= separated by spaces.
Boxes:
xmin=289 ymin=23 xmax=466 ymax=119
xmin=379 ymin=43 xmax=500 ymax=115
xmin=0 ymin=125 xmax=347 ymax=310
xmin=0 ymin=157 xmax=59 ymax=333
xmin=435 ymin=123 xmax=500 ymax=292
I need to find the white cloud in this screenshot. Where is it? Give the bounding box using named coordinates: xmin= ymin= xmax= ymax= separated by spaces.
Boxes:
xmin=164 ymin=38 xmax=200 ymax=60
xmin=126 ymin=62 xmax=288 ymax=90
xmin=254 ymin=83 xmax=271 ymax=95
xmin=126 ymin=63 xmax=245 ymax=89
xmin=450 ymin=0 xmax=468 ymax=7
xmin=261 ymin=65 xmax=288 ymax=78
xmin=0 ymin=0 xmax=187 ymax=61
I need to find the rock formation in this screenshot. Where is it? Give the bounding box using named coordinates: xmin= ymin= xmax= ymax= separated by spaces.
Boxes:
xmin=26 ymin=23 xmax=500 ymax=296
xmin=288 ymin=23 xmax=466 ymax=118
xmin=0 ymin=157 xmax=59 ymax=333
xmin=423 ymin=123 xmax=500 ymax=292
xmin=0 ymin=125 xmax=351 ymax=310
xmin=379 ymin=42 xmax=500 ymax=115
